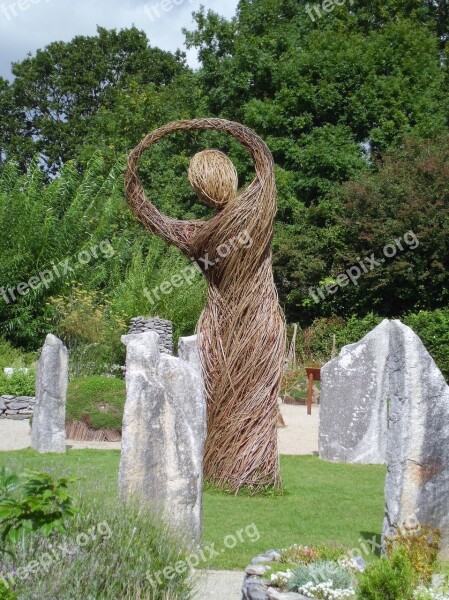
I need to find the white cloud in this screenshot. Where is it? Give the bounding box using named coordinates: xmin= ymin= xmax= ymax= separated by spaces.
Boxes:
xmin=0 ymin=0 xmax=238 ymax=79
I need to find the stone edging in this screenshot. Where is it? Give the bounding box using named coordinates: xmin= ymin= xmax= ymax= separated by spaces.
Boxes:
xmin=242 ymin=551 xmax=308 ymax=599
xmin=0 ymin=395 xmax=35 ymax=420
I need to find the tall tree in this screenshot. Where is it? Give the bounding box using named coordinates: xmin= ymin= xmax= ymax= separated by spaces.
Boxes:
xmin=2 ymin=26 xmax=187 ymax=173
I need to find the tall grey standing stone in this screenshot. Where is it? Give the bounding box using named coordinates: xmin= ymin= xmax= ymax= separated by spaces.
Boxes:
xmin=319 ymin=319 xmax=390 ymax=464
xmin=31 ymin=334 xmax=68 ymax=453
xmin=178 ymin=334 xmax=202 ymax=374
xmin=383 ymin=320 xmax=449 ymax=557
xmin=119 ymin=331 xmax=205 ymax=544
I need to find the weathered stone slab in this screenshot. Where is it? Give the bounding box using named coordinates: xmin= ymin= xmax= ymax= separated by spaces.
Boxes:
xmin=383 ymin=320 xmax=449 ymax=557
xmin=319 ymin=319 xmax=390 ymax=464
xmin=31 ymin=334 xmax=68 ymax=453
xmin=119 ymin=331 xmax=206 ymax=543
xmin=8 ymin=402 xmax=30 ymax=410
xmin=178 ymin=334 xmax=202 ymax=373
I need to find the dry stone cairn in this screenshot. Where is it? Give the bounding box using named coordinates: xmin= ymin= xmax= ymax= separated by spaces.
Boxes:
xmin=31 ymin=334 xmax=68 ymax=454
xmin=319 ymin=319 xmax=390 ymax=464
xmin=128 ymin=316 xmax=173 ymax=355
xmin=119 ymin=331 xmax=205 ymax=544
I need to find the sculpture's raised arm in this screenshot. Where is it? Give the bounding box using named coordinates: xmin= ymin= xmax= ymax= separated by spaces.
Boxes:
xmin=125 ymin=118 xmax=275 ymax=255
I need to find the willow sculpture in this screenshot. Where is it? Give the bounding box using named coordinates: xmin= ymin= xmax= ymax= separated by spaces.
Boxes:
xmin=125 ymin=119 xmax=286 ymax=491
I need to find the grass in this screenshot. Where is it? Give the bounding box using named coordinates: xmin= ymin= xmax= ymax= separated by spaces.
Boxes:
xmin=0 ymin=451 xmax=386 ymax=571
xmin=66 ymin=376 xmax=125 ymax=430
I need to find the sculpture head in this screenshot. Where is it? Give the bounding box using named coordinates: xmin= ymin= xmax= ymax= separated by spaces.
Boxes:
xmin=188 ymin=149 xmax=238 ymax=209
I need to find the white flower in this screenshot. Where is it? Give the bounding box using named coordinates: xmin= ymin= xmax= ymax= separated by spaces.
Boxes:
xmin=297 ymin=580 xmax=356 ymax=599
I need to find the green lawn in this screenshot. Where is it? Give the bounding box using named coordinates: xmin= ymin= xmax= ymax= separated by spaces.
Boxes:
xmin=0 ymin=450 xmax=386 ymax=570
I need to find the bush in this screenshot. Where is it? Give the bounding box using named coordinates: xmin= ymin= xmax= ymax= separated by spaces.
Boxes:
xmin=403 ymin=309 xmax=449 ymax=381
xmin=48 ymin=287 xmax=127 ymax=378
xmin=298 ymin=314 xmax=383 ymax=364
xmin=357 ymin=548 xmax=416 ymax=600
xmin=0 ymin=370 xmax=35 ymax=396
xmin=0 ymin=582 xmax=16 ymax=600
xmin=384 ymin=524 xmax=441 ymax=585
xmin=0 ymin=468 xmax=77 ymax=550
xmin=299 ymin=310 xmax=449 ymax=381
xmin=288 ymin=559 xmax=353 ymax=592
xmin=280 ymin=543 xmax=347 ymax=565
xmin=66 ymin=376 xmax=125 ymax=430
xmin=2 ymin=503 xmax=193 ymax=600
xmin=0 ymin=338 xmax=36 ymax=372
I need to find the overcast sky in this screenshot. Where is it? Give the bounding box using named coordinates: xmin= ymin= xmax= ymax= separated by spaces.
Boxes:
xmin=0 ymin=0 xmax=239 ymax=80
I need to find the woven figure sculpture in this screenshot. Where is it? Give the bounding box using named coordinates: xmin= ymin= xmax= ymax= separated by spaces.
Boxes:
xmin=125 ymin=119 xmax=285 ymax=491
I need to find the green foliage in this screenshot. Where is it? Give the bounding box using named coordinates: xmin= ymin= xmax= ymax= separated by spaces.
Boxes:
xmin=0 ymin=468 xmax=77 ymax=552
xmin=314 ymin=544 xmax=348 ymax=563
xmin=66 ymin=376 xmax=125 ymax=431
xmin=0 ymin=582 xmax=16 ymax=600
xmin=0 ymin=338 xmax=36 ymax=371
xmin=298 ymin=314 xmax=383 ymax=364
xmin=0 ymin=454 xmax=195 ymax=599
xmin=280 ymin=543 xmax=347 ymax=565
xmin=357 ymin=548 xmax=416 ymax=600
xmin=0 ymin=370 xmax=35 ymax=396
xmin=288 ymin=559 xmax=353 ymax=591
xmin=2 ymin=26 xmax=186 ymax=173
xmin=403 ymin=310 xmax=449 ymax=382
xmin=1 ymin=8 xmax=449 ymax=359
xmin=298 ymin=311 xmax=449 ymax=381
xmin=384 ymin=524 xmax=441 ymax=585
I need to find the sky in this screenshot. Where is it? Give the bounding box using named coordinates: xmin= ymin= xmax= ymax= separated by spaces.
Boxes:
xmin=0 ymin=0 xmax=239 ymax=80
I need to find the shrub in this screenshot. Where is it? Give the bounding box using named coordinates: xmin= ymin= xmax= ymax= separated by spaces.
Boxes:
xmin=299 ymin=311 xmax=449 ymax=381
xmin=0 ymin=468 xmax=77 ymax=550
xmin=0 ymin=370 xmax=35 ymax=396
xmin=48 ymin=287 xmax=127 ymax=378
xmin=288 ymin=560 xmax=353 ymax=592
xmin=0 ymin=338 xmax=36 ymax=371
xmin=357 ymin=548 xmax=416 ymax=600
xmin=2 ymin=503 xmax=193 ymax=599
xmin=0 ymin=582 xmax=16 ymax=600
xmin=403 ymin=309 xmax=449 ymax=381
xmin=66 ymin=376 xmax=125 ymax=430
xmin=280 ymin=543 xmax=347 ymax=565
xmin=280 ymin=544 xmax=319 ymax=564
xmin=315 ymin=543 xmax=348 ymax=562
xmin=384 ymin=523 xmax=441 ymax=585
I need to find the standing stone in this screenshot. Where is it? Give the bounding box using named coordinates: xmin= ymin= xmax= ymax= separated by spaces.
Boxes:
xmin=119 ymin=331 xmax=205 ymax=543
xmin=319 ymin=319 xmax=390 ymax=464
xmin=383 ymin=320 xmax=449 ymax=557
xmin=178 ymin=334 xmax=202 ymax=374
xmin=31 ymin=334 xmax=68 ymax=453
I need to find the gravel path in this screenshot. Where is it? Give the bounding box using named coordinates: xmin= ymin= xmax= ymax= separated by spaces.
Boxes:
xmin=0 ymin=419 xmax=31 ymax=450
xmin=0 ymin=403 xmax=319 ymax=454
xmin=193 ymin=570 xmax=243 ymax=600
